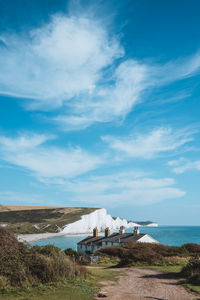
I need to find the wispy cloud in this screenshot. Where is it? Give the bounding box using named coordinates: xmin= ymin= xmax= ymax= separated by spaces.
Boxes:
xmin=54 ymin=59 xmax=148 ymax=130
xmin=102 ymin=127 xmax=194 ymax=159
xmin=63 ymin=171 xmax=185 ymax=206
xmin=0 ymin=13 xmax=200 ymax=130
xmin=0 ymin=133 xmax=103 ymax=181
xmin=52 ymin=53 xmax=200 ymax=130
xmin=168 ymin=158 xmax=200 ymax=174
xmin=0 ymin=14 xmax=123 ymax=107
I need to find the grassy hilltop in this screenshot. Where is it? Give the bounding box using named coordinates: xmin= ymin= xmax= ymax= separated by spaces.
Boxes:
xmin=0 ymin=205 xmax=98 ymax=234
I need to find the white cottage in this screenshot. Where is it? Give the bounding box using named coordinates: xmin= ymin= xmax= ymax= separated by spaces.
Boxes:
xmin=77 ymin=226 xmax=159 ymax=254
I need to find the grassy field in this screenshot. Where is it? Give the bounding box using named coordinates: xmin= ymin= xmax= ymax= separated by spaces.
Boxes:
xmin=0 ymin=268 xmax=119 ymax=300
xmin=0 ymin=281 xmax=95 ymax=300
xmin=0 ymin=205 xmax=98 ymax=234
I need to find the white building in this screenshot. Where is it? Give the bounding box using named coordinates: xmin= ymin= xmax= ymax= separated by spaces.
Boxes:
xmin=77 ymin=226 xmax=159 ymax=255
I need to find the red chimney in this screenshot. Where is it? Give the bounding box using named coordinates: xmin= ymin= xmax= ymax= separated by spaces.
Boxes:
xmin=105 ymin=227 xmax=110 ymax=237
xmin=93 ymin=227 xmax=98 ymax=237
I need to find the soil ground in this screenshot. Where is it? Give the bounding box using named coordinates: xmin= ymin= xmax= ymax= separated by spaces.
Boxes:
xmin=97 ymin=268 xmax=200 ymax=300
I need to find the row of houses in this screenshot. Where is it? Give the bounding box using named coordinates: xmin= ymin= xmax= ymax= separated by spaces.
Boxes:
xmin=77 ymin=226 xmax=159 ymax=254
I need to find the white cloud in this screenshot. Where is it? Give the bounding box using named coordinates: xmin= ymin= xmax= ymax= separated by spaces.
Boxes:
xmin=0 ymin=133 xmax=103 ymax=180
xmin=54 ymin=53 xmax=200 ymax=130
xmin=63 ymin=171 xmax=185 ymax=206
xmin=168 ymin=158 xmax=200 ymax=174
xmin=54 ymin=59 xmax=148 ymax=130
xmin=1 ymin=13 xmax=200 ymax=130
xmin=0 ymin=14 xmax=123 ymax=107
xmin=102 ymin=127 xmax=194 ymax=159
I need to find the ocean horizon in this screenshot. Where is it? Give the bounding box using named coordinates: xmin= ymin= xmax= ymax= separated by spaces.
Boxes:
xmin=30 ymin=225 xmax=200 ymax=251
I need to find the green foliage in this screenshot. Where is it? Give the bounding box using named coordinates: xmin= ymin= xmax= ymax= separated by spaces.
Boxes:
xmin=33 ymin=244 xmax=62 ymax=256
xmin=96 ymin=242 xmax=200 ymax=266
xmin=64 ymin=248 xmax=81 ymax=257
xmin=181 ymin=258 xmax=200 ymax=285
xmin=64 ymin=248 xmax=89 ymax=265
xmin=0 ymin=207 xmax=98 ymax=234
xmin=181 ymin=243 xmax=200 ymax=254
xmin=0 ymin=227 xmax=82 ymax=288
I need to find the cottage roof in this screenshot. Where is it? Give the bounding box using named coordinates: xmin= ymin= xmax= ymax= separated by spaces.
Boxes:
xmin=78 ymin=232 xmax=146 ymax=245
xmin=103 ymin=233 xmax=146 ymax=243
xmin=77 ymin=236 xmax=104 ymax=245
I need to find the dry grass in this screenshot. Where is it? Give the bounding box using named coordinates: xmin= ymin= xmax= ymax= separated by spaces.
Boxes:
xmin=0 ymin=205 xmax=62 ymax=212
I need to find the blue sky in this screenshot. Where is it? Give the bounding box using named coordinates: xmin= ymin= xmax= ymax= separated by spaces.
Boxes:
xmin=0 ymin=0 xmax=200 ymax=225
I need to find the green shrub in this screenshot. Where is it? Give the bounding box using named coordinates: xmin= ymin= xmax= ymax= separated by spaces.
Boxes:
xmin=64 ymin=248 xmax=89 ymax=265
xmin=181 ymin=258 xmax=200 ymax=284
xmin=181 ymin=243 xmax=200 ymax=254
xmin=64 ymin=248 xmax=81 ymax=257
xmin=32 ymin=244 xmax=62 ymax=256
xmin=96 ymin=242 xmax=200 ymax=266
xmin=0 ymin=227 xmax=81 ymax=288
xmin=0 ymin=276 xmax=9 ymax=289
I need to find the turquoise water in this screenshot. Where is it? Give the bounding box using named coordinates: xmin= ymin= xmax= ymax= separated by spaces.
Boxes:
xmin=30 ymin=226 xmax=200 ymax=251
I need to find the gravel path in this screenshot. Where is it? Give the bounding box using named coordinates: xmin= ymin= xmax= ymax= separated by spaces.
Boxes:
xmin=97 ymin=268 xmax=200 ymax=300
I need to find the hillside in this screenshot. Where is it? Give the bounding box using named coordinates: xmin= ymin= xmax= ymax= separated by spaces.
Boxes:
xmin=0 ymin=205 xmax=98 ymax=234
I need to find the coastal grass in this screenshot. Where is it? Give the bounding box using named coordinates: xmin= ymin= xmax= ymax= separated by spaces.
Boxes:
xmin=0 ymin=280 xmax=95 ymax=300
xmin=87 ymin=267 xmax=120 ymax=283
xmin=0 ymin=268 xmax=119 ymax=300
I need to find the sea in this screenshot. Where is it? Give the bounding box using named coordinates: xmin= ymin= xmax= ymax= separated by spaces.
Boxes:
xmin=30 ymin=226 xmax=200 ymax=251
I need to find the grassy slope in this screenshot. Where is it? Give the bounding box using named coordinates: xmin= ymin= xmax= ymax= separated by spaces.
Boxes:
xmin=0 ymin=268 xmax=119 ymax=300
xmin=0 ymin=205 xmax=99 ymax=234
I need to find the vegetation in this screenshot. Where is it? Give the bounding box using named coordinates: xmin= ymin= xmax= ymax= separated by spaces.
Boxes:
xmin=0 ymin=227 xmax=120 ymax=299
xmin=0 ymin=280 xmax=95 ymax=300
xmin=181 ymin=257 xmax=200 ymax=285
xmin=0 ymin=205 xmax=98 ymax=234
xmin=64 ymin=248 xmax=89 ymax=265
xmin=0 ymin=267 xmax=120 ymax=300
xmin=0 ymin=225 xmax=199 ymax=298
xmin=96 ymin=242 xmax=200 ymax=294
xmin=96 ymin=242 xmax=200 ymax=267
xmin=0 ymin=227 xmax=81 ymax=288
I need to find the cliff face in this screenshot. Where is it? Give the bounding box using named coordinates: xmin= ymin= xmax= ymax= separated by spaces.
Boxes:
xmin=0 ymin=205 xmax=158 ymax=235
xmin=61 ymin=208 xmax=141 ymax=234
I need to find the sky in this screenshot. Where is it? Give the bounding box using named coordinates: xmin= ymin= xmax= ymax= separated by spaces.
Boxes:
xmin=0 ymin=0 xmax=200 ymax=225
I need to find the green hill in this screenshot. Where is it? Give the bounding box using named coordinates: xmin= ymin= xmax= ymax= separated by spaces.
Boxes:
xmin=0 ymin=205 xmax=98 ymax=234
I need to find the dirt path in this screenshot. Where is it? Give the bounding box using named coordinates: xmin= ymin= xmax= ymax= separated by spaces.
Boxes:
xmin=97 ymin=268 xmax=199 ymax=300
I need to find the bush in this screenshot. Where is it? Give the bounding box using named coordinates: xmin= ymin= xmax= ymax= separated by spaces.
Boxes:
xmin=0 ymin=276 xmax=9 ymax=289
xmin=64 ymin=248 xmax=89 ymax=265
xmin=181 ymin=243 xmax=200 ymax=254
xmin=0 ymin=227 xmax=81 ymax=288
xmin=28 ymin=251 xmax=76 ymax=284
xmin=181 ymin=258 xmax=200 ymax=284
xmin=96 ymin=242 xmax=200 ymax=266
xmin=64 ymin=248 xmax=81 ymax=257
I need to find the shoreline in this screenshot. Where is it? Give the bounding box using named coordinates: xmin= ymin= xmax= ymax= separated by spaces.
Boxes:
xmin=17 ymin=226 xmax=159 ymax=243
xmin=17 ymin=231 xmax=97 ymax=243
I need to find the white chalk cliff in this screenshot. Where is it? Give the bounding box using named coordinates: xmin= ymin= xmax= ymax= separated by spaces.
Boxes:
xmin=61 ymin=208 xmax=157 ymax=234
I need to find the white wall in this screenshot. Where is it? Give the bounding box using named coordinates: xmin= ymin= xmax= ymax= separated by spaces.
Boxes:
xmin=138 ymin=234 xmax=159 ymax=244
